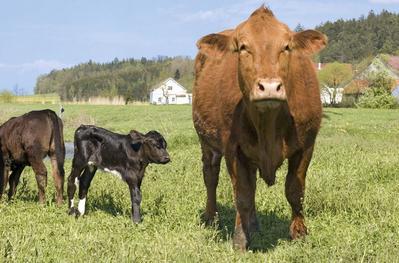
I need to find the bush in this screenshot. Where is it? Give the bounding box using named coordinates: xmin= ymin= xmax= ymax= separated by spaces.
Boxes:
xmin=0 ymin=91 xmax=15 ymax=103
xmin=356 ymin=72 xmax=398 ymax=109
xmin=357 ymin=91 xmax=398 ymax=109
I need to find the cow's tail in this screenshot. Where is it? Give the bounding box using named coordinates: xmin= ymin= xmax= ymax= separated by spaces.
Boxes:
xmin=48 ymin=110 xmax=65 ymax=173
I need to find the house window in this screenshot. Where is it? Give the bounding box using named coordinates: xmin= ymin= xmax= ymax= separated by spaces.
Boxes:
xmin=168 ymin=86 xmax=173 ymax=91
xmin=158 ymin=97 xmax=162 ymax=103
xmin=172 ymin=98 xmax=175 ymax=102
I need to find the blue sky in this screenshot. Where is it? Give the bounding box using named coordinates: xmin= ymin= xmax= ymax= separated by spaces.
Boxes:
xmin=1 ymin=0 xmax=399 ymax=94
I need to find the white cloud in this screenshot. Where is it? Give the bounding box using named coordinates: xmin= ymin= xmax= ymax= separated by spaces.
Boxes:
xmin=174 ymin=0 xmax=264 ymax=25
xmin=369 ymin=0 xmax=399 ymax=3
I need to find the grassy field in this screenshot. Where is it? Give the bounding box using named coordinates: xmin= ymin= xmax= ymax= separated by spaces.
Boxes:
xmin=0 ymin=104 xmax=398 ymax=262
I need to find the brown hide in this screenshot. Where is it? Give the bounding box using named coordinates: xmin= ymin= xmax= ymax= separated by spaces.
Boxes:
xmin=192 ymin=6 xmax=326 ymax=250
xmin=0 ymin=109 xmax=65 ymax=204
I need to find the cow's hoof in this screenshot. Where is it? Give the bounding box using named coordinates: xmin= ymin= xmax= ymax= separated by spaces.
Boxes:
xmin=290 ymin=217 xmax=308 ymax=240
xmin=233 ymin=229 xmax=249 ymax=251
xmin=202 ymin=211 xmax=219 ymax=226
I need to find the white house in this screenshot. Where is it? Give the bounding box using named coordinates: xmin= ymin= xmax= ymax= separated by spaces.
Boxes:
xmin=150 ymin=78 xmax=192 ymax=105
xmin=320 ymin=85 xmax=344 ymax=105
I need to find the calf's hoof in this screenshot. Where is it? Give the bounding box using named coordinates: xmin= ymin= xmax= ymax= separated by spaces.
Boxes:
xmin=132 ymin=216 xmax=142 ymax=224
xmin=68 ymin=207 xmax=81 ymax=217
xmin=290 ymin=217 xmax=308 ymax=240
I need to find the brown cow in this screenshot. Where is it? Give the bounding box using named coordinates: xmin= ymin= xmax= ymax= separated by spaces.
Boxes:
xmin=0 ymin=109 xmax=65 ymax=204
xmin=192 ymin=7 xmax=327 ymax=250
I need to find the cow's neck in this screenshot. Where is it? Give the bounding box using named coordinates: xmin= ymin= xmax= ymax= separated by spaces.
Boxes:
xmin=245 ymin=103 xmax=285 ymax=186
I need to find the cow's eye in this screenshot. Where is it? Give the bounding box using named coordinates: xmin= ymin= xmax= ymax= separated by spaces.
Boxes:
xmin=283 ymin=44 xmax=291 ymax=52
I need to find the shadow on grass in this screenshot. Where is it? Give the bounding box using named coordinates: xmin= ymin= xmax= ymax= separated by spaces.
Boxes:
xmin=89 ymin=192 xmax=125 ymax=216
xmin=200 ymin=204 xmax=290 ymax=252
xmin=323 ymin=110 xmax=344 ymax=119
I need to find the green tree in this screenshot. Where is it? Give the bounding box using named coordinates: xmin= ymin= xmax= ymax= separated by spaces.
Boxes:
xmin=174 ymin=69 xmax=181 ymax=80
xmin=318 ymin=62 xmax=353 ymax=105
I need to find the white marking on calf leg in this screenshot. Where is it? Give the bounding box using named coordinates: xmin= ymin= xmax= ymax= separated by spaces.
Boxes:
xmin=104 ymin=168 xmax=122 ymax=180
xmin=78 ymin=198 xmax=86 ymax=215
xmin=70 ymin=199 xmax=74 ymax=208
xmin=74 ymin=177 xmax=79 ymax=187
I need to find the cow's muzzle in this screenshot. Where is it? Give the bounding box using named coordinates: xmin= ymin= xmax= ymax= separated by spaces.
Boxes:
xmin=250 ymin=78 xmax=287 ymax=108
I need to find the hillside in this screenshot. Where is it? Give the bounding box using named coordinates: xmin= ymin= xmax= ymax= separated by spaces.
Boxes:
xmin=35 ymin=56 xmax=194 ymax=102
xmin=317 ymin=10 xmax=399 ymax=63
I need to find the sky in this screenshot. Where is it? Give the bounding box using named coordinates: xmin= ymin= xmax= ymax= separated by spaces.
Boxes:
xmin=1 ymin=0 xmax=399 ymax=94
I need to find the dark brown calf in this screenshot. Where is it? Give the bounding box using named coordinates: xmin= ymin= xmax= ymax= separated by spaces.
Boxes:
xmin=193 ymin=7 xmax=327 ymax=250
xmin=0 ymin=109 xmax=65 ymax=204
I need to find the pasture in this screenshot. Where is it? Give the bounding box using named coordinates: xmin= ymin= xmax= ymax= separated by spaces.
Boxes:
xmin=0 ymin=103 xmax=398 ymax=262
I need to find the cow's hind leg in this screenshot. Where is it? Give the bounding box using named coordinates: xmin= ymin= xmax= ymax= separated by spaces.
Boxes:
xmin=50 ymin=154 xmax=65 ymax=206
xmin=29 ymin=157 xmax=48 ymax=204
xmin=200 ymin=144 xmax=222 ymax=225
xmin=1 ymin=167 xmax=10 ymax=200
xmin=285 ymin=146 xmax=315 ymax=240
xmin=8 ymin=164 xmax=25 ymax=200
xmin=76 ymin=166 xmax=97 ymax=216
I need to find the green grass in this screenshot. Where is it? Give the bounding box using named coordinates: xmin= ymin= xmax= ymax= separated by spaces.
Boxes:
xmin=0 ymin=104 xmax=398 ymax=262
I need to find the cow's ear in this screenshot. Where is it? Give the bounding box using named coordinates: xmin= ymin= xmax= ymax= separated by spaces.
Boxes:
xmin=292 ymin=30 xmax=327 ymax=55
xmin=196 ymin=33 xmax=234 ymax=56
xmin=129 ymin=130 xmax=143 ymax=152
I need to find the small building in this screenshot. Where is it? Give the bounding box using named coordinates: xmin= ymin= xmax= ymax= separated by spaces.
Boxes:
xmin=342 ymin=55 xmax=399 ymax=105
xmin=149 ymin=78 xmax=192 ymax=105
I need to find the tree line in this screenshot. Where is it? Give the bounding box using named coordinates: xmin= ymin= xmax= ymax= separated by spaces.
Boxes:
xmin=35 ymin=56 xmax=194 ymax=102
xmin=317 ymin=10 xmax=399 ymax=63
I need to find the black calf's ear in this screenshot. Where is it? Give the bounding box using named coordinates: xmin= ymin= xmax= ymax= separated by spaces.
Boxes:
xmin=131 ymin=142 xmax=142 ymax=152
xmin=129 ymin=130 xmax=144 ymax=151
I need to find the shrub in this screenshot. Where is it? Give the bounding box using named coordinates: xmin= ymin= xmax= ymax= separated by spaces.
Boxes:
xmin=356 ymin=72 xmax=398 ymax=109
xmin=0 ymin=90 xmax=15 ymax=103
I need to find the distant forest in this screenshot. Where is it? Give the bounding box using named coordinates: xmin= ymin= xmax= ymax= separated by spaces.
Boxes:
xmin=35 ymin=56 xmax=194 ymax=102
xmin=317 ymin=10 xmax=399 ymax=63
xmin=35 ymin=10 xmax=399 ymax=101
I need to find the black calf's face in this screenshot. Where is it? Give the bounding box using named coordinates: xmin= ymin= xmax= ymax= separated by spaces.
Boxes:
xmin=130 ymin=130 xmax=170 ymax=164
xmin=143 ymin=131 xmax=170 ymax=164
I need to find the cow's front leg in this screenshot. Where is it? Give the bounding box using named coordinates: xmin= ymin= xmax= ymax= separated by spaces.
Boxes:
xmin=127 ymin=179 xmax=142 ymax=224
xmin=285 ymin=146 xmax=314 ymax=240
xmin=226 ymin=149 xmax=257 ymax=251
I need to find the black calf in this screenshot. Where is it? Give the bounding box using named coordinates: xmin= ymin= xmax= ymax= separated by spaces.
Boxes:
xmin=67 ymin=125 xmax=170 ymax=223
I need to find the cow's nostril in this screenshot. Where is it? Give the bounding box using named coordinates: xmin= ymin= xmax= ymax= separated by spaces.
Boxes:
xmin=276 ymin=83 xmax=282 ymax=92
xmin=258 ymin=83 xmax=265 ymax=92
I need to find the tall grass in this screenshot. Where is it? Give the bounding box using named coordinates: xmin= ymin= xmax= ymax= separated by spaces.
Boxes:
xmin=0 ymin=104 xmax=398 ymax=261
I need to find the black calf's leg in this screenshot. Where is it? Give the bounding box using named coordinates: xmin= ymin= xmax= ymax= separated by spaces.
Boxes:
xmin=8 ymin=164 xmax=25 ymax=200
xmin=76 ymin=166 xmax=97 ymax=216
xmin=67 ymin=159 xmax=86 ymax=215
xmin=127 ymin=179 xmax=142 ymax=223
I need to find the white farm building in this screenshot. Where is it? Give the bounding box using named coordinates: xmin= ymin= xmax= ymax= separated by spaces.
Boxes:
xmin=149 ymin=78 xmax=192 ymax=105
